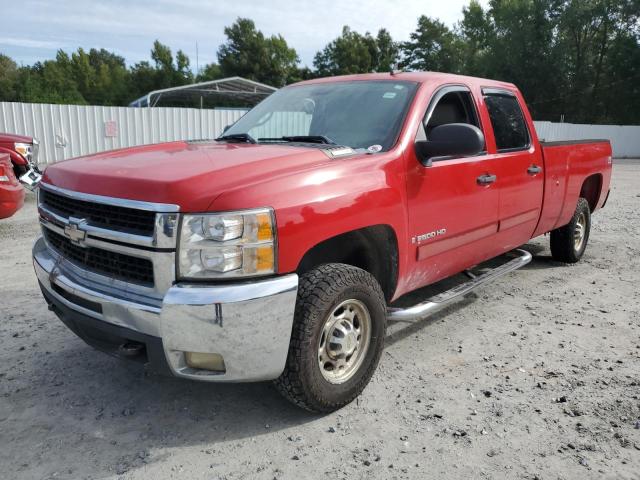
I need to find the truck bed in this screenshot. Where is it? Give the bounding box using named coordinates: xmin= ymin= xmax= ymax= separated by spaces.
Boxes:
xmin=534 ymin=139 xmax=612 ymax=237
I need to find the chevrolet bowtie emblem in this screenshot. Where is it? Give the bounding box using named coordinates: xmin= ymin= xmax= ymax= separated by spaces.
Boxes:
xmin=64 ymin=221 xmax=87 ymax=245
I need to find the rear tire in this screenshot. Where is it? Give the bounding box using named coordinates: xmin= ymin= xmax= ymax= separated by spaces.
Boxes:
xmin=275 ymin=264 xmax=387 ymax=413
xmin=550 ymin=197 xmax=591 ymax=263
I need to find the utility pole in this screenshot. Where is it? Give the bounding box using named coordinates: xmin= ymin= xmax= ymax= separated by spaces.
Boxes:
xmin=196 ymin=41 xmax=199 ymax=80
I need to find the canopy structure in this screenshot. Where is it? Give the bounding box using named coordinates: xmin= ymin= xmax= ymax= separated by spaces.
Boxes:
xmin=129 ymin=76 xmax=277 ymax=108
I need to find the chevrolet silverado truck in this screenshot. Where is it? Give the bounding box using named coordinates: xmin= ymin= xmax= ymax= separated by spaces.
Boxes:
xmin=33 ymin=72 xmax=612 ymax=412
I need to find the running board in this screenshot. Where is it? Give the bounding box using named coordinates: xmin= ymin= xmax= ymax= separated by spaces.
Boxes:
xmin=387 ymin=249 xmax=532 ymax=322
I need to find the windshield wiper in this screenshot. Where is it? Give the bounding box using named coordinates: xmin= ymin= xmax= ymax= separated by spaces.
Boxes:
xmin=258 ymin=135 xmax=336 ymax=145
xmin=216 ymin=133 xmax=257 ymax=144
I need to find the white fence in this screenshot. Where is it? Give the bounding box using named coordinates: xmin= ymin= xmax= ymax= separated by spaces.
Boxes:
xmin=0 ymin=101 xmax=639 ymax=164
xmin=0 ymin=102 xmax=246 ymax=165
xmin=534 ymin=121 xmax=639 ymax=158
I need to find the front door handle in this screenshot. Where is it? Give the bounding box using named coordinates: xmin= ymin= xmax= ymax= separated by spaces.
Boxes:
xmin=477 ymin=173 xmax=497 ymax=185
xmin=527 ymin=165 xmax=542 ymax=175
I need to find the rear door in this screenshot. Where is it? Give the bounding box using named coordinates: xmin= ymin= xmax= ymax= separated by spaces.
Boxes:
xmin=405 ymin=85 xmax=503 ymax=291
xmin=481 ymin=89 xmax=544 ymax=249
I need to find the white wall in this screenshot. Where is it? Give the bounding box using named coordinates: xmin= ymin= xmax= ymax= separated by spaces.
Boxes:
xmin=533 ymin=121 xmax=639 ymax=158
xmin=1 ymin=101 xmax=638 ymax=164
xmin=0 ymin=102 xmax=246 ymax=165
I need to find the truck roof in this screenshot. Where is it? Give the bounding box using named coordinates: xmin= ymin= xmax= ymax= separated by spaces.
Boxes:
xmin=294 ymin=71 xmax=517 ymax=90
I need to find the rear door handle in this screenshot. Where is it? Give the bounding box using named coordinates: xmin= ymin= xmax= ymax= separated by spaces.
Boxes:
xmin=527 ymin=165 xmax=542 ymax=175
xmin=477 ymin=173 xmax=497 ymax=185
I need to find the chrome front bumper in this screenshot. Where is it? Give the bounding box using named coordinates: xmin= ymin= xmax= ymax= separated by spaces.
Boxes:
xmin=33 ymin=236 xmax=298 ymax=382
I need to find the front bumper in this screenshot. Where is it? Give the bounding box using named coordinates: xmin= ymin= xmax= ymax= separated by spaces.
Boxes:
xmin=33 ymin=236 xmax=298 ymax=382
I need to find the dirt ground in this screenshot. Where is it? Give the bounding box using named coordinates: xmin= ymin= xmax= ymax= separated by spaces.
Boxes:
xmin=1 ymin=160 xmax=639 ymax=480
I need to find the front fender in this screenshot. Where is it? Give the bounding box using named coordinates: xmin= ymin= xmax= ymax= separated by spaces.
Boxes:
xmin=209 ymin=152 xmax=410 ymax=281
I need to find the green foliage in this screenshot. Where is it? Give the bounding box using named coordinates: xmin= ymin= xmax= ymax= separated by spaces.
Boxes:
xmin=313 ymin=26 xmax=399 ymax=75
xmin=400 ymin=16 xmax=464 ymax=73
xmin=217 ymin=18 xmax=299 ymax=87
xmin=196 ymin=62 xmax=223 ymax=82
xmin=0 ymin=54 xmax=18 ymax=101
xmin=0 ymin=4 xmax=638 ymax=124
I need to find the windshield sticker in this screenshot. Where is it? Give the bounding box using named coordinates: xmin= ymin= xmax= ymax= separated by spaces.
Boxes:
xmin=393 ymin=85 xmax=405 ymax=90
xmin=367 ymin=144 xmax=383 ymax=153
xmin=383 ymin=92 xmax=397 ymax=99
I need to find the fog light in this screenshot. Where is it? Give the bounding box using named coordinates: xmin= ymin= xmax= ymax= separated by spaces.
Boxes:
xmin=184 ymin=352 xmax=226 ymax=372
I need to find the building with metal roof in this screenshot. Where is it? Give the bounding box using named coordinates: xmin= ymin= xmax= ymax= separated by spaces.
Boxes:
xmin=129 ymin=76 xmax=277 ymax=108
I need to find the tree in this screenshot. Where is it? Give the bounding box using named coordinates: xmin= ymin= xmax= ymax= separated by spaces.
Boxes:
xmin=458 ymin=0 xmax=494 ymax=77
xmin=217 ymin=18 xmax=299 ymax=87
xmin=375 ymin=29 xmax=400 ymax=72
xmin=313 ymin=27 xmax=399 ymax=76
xmin=150 ymin=40 xmax=193 ymax=88
xmin=69 ymin=48 xmax=129 ymax=105
xmin=196 ymin=62 xmax=223 ymax=82
xmin=400 ymin=16 xmax=464 ymax=73
xmin=314 ymin=26 xmax=378 ymax=76
xmin=15 ymin=51 xmax=85 ymax=104
xmin=0 ymin=54 xmax=18 ymax=101
xmin=474 ymin=0 xmax=564 ymax=120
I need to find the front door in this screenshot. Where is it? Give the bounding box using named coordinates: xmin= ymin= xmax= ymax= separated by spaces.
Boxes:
xmin=405 ymin=85 xmax=502 ymax=292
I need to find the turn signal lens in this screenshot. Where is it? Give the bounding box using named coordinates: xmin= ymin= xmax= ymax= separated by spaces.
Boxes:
xmin=256 ymin=213 xmax=273 ymax=242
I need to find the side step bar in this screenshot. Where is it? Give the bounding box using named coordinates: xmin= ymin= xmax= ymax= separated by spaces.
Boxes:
xmin=387 ymin=249 xmax=532 ymax=322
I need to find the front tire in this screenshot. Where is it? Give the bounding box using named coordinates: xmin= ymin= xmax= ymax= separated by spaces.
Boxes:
xmin=275 ymin=264 xmax=387 ymax=412
xmin=550 ymin=197 xmax=591 ymax=263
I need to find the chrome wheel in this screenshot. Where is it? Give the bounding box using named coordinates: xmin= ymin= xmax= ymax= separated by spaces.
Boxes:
xmin=574 ymin=211 xmax=587 ymax=251
xmin=318 ymin=299 xmax=371 ymax=384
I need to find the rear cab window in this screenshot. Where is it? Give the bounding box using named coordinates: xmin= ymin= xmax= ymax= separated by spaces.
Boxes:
xmin=482 ymin=89 xmax=530 ymax=152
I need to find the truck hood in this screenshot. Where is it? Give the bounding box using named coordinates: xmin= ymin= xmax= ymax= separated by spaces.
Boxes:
xmin=42 ymin=141 xmax=338 ymax=211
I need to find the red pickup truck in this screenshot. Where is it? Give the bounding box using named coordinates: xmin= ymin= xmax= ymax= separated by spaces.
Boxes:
xmin=33 ymin=72 xmax=612 ymax=412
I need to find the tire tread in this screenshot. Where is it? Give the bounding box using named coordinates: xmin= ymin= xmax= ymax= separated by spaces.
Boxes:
xmin=274 ymin=264 xmax=386 ymax=412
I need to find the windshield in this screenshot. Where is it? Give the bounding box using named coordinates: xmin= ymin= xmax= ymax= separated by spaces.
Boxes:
xmin=224 ymin=80 xmax=418 ymax=151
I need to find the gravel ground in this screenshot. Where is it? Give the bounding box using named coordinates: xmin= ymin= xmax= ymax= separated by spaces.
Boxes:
xmin=1 ymin=160 xmax=639 ymax=480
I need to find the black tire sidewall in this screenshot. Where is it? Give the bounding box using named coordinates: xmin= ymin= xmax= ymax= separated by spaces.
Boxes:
xmin=550 ymin=197 xmax=592 ymax=263
xmin=303 ymin=283 xmax=385 ymax=405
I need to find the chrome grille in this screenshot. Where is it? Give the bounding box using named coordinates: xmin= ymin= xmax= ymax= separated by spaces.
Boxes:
xmin=44 ymin=228 xmax=154 ymax=286
xmin=40 ymin=188 xmax=157 ymax=236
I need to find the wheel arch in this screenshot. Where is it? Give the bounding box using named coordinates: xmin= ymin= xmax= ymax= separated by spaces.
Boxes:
xmin=296 ymin=224 xmax=399 ymax=302
xmin=580 ymin=173 xmax=603 ymax=212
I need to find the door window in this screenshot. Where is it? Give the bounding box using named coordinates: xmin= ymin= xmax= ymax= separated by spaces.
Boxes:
xmin=484 ymin=93 xmax=530 ymax=152
xmin=425 ymin=90 xmax=481 ymax=137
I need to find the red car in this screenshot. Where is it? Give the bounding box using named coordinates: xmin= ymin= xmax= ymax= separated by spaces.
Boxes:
xmin=0 ymin=153 xmax=25 ymax=219
xmin=33 ymin=72 xmax=612 ymax=411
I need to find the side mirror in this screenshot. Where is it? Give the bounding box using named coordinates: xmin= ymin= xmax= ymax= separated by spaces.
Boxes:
xmin=415 ymin=123 xmax=485 ymax=166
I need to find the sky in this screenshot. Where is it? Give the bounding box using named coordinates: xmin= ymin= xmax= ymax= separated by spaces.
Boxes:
xmin=1 ymin=0 xmax=489 ymax=71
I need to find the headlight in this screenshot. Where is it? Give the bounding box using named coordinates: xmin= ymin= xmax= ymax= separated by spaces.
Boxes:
xmin=178 ymin=208 xmax=276 ymax=279
xmin=14 ymin=142 xmax=32 ymax=161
